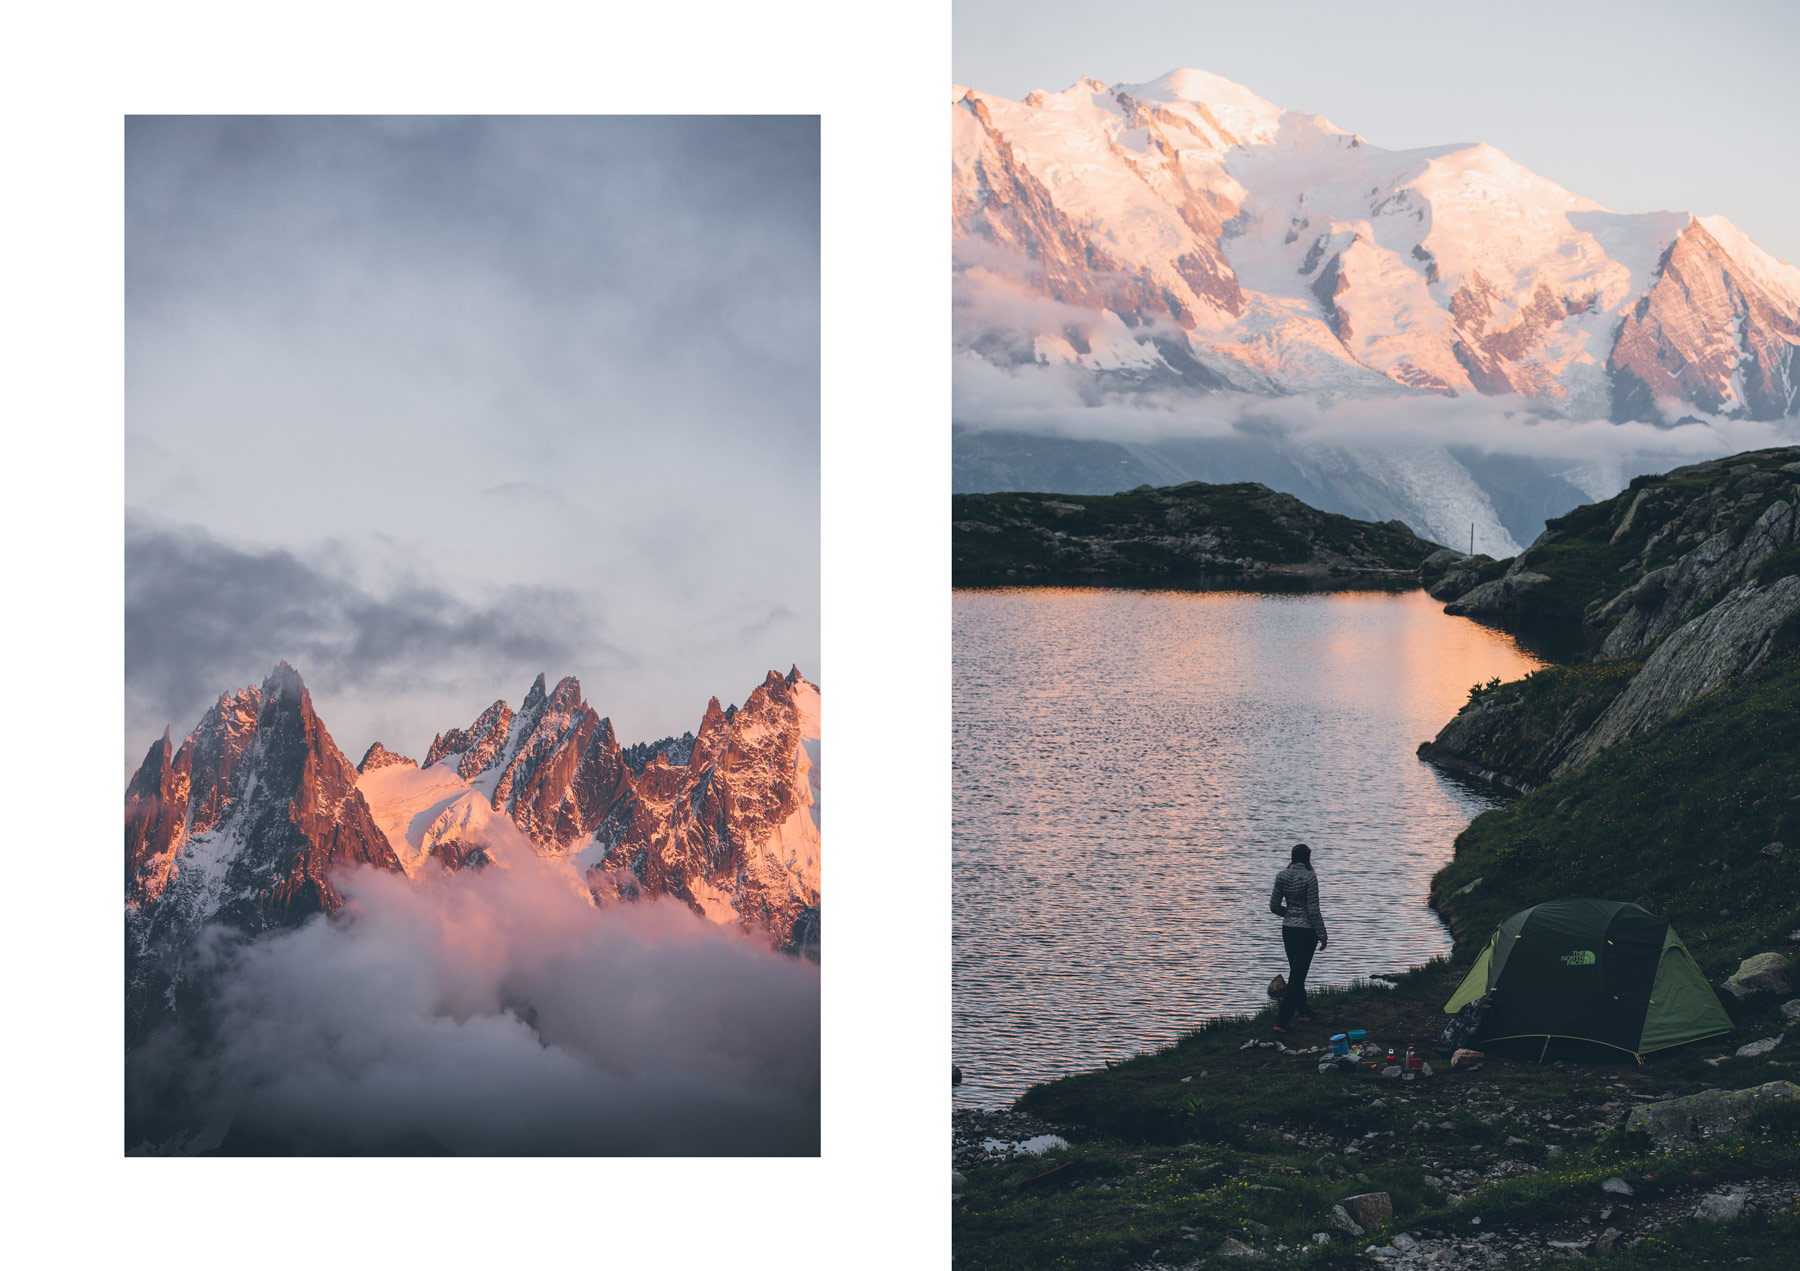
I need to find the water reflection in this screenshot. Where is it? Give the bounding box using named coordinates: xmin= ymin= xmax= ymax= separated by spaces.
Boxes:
xmin=952 ymin=587 xmax=1545 ymax=1109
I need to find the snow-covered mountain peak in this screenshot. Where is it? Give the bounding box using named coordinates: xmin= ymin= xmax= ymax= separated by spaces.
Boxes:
xmin=1118 ymin=68 xmax=1298 ymax=146
xmin=953 ymin=68 xmax=1800 ymax=424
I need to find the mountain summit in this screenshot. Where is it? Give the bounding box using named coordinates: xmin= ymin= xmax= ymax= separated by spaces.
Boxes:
xmin=128 ymin=664 xmax=822 ymax=984
xmin=953 ymin=70 xmax=1800 ymax=421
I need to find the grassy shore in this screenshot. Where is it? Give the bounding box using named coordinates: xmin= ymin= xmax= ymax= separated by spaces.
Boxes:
xmin=954 ymin=650 xmax=1800 ymax=1269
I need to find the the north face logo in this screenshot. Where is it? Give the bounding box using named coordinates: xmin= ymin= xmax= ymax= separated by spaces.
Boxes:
xmin=1561 ymin=950 xmax=1596 ymax=966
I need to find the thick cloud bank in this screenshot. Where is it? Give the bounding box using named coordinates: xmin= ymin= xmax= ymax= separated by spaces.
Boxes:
xmin=129 ymin=859 xmax=820 ymax=1155
xmin=952 ymin=356 xmax=1800 ymax=553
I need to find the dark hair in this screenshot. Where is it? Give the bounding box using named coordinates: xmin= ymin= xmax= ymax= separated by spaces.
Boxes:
xmin=1289 ymin=843 xmax=1312 ymax=870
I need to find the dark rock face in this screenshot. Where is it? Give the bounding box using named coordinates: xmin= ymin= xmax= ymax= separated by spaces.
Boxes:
xmin=622 ymin=732 xmax=696 ymax=774
xmin=422 ymin=697 xmax=513 ymax=778
xmin=1610 ymin=221 xmax=1800 ymax=423
xmin=186 ymin=687 xmax=261 ymax=834
xmin=1420 ymin=447 xmax=1800 ymax=786
xmin=491 ymin=677 xmax=634 ymax=851
xmin=356 ymin=741 xmax=416 ymax=774
xmin=125 ymin=663 xmax=404 ymax=925
xmin=126 ymin=663 xmax=407 ymax=1040
xmin=124 ymin=730 xmax=190 ymax=906
xmin=246 ymin=665 xmax=404 ymax=923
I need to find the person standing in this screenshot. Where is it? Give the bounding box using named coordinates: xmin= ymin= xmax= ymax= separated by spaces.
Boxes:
xmin=1269 ymin=842 xmax=1327 ymax=1033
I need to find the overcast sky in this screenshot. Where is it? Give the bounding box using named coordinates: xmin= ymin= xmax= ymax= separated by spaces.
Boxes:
xmin=126 ymin=116 xmax=819 ymax=776
xmin=955 ymin=0 xmax=1800 ymax=266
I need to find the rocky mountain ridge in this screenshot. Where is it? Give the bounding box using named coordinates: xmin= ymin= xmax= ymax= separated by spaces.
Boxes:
xmin=1418 ymin=447 xmax=1800 ymax=789
xmin=954 ymin=71 xmax=1800 ymax=422
xmin=127 ymin=663 xmax=822 ymax=988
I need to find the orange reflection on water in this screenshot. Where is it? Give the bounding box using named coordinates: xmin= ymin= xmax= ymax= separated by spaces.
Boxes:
xmin=953 ymin=586 xmax=1544 ymax=1108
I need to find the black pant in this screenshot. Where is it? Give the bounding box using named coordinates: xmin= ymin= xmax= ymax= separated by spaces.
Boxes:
xmin=1279 ymin=925 xmax=1319 ymax=1025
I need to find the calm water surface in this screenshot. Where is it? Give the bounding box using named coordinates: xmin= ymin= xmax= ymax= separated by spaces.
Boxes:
xmin=952 ymin=587 xmax=1545 ymax=1109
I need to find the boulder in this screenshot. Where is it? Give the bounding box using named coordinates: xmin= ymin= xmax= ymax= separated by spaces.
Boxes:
xmin=1625 ymin=1081 xmax=1800 ymax=1151
xmin=1342 ymin=1192 xmax=1393 ymax=1231
xmin=1601 ymin=1177 xmax=1634 ymax=1196
xmin=1735 ymin=1035 xmax=1783 ymax=1057
xmin=1594 ymin=1228 xmax=1623 ymax=1256
xmin=1694 ymin=1190 xmax=1747 ymax=1222
xmin=1722 ymin=952 xmax=1793 ymax=998
xmin=1218 ymin=1237 xmax=1264 ymax=1259
xmin=1781 ymin=1000 xmax=1800 ymax=1025
xmin=1330 ymin=1204 xmax=1365 ymax=1237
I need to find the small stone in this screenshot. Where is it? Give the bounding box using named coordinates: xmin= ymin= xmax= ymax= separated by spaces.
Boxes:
xmin=1601 ymin=1177 xmax=1634 ymax=1196
xmin=1383 ymin=1065 xmax=1402 ymax=1077
xmin=1736 ymin=1035 xmax=1783 ymax=1057
xmin=951 ymin=1065 xmax=962 ymax=1085
xmin=1763 ymin=842 xmax=1787 ymax=858
xmin=1344 ymin=1191 xmax=1394 ymax=1230
xmin=1547 ymin=1145 xmax=1565 ymax=1158
xmin=1392 ymin=1233 xmax=1417 ymax=1250
xmin=1420 ymin=1062 xmax=1434 ymax=1077
xmin=1694 ymin=1190 xmax=1747 ymax=1222
xmin=1311 ymin=1232 xmax=1332 ymax=1244
xmin=1783 ymin=1000 xmax=1800 ymax=1025
xmin=951 ymin=1171 xmax=966 ymax=1186
xmin=1505 ymin=1136 xmax=1528 ymax=1147
xmin=1218 ymin=1236 xmax=1264 ymax=1258
xmin=1331 ymin=1204 xmax=1366 ymax=1237
xmin=1594 ymin=1228 xmax=1623 ymax=1256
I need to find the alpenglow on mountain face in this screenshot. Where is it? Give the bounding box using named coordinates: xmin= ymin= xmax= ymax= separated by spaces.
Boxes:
xmin=126 ymin=663 xmax=822 ymax=1037
xmin=953 ymin=69 xmax=1800 ymax=421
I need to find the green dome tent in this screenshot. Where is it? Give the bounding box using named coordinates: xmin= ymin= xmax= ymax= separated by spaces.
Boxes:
xmin=1444 ymin=899 xmax=1732 ymax=1061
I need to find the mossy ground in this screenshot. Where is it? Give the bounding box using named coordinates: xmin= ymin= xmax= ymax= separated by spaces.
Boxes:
xmin=955 ymin=652 xmax=1800 ymax=1269
xmin=1433 ymin=650 xmax=1800 ymax=970
xmin=951 ymin=484 xmax=1436 ymax=585
xmin=955 ymin=963 xmax=1799 ymax=1269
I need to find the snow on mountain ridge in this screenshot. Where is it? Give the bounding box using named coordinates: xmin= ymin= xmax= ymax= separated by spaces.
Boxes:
xmin=954 ymin=69 xmax=1800 ymax=424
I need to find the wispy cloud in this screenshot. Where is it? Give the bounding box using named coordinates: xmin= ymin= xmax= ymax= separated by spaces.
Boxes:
xmin=124 ymin=518 xmax=621 ymax=770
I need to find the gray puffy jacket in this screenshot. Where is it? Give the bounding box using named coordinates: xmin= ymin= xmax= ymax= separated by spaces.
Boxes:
xmin=1269 ymin=865 xmax=1326 ymax=941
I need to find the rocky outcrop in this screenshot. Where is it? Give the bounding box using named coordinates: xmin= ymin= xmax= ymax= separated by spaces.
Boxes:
xmin=1722 ymin=953 xmax=1793 ymax=999
xmin=1421 ymin=448 xmax=1800 ymax=785
xmin=124 ymin=730 xmax=190 ymax=906
xmin=1562 ymin=577 xmax=1800 ymax=770
xmin=126 ymin=664 xmax=408 ymax=1040
xmin=953 ymin=481 xmax=1443 ymax=585
xmin=1610 ymin=220 xmax=1800 ymax=422
xmin=591 ymin=667 xmax=822 ymax=942
xmin=422 ymin=696 xmax=512 ymax=779
xmin=1421 ymin=549 xmax=1499 ymax=602
xmin=489 ymin=676 xmax=634 ymax=852
xmin=126 ymin=663 xmax=404 ymax=927
xmin=356 ymin=741 xmax=415 ymax=774
xmin=1624 ymin=1081 xmax=1799 ymax=1151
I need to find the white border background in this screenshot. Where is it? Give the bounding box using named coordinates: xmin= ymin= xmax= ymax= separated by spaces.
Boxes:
xmin=5 ymin=1 xmax=949 ymax=1264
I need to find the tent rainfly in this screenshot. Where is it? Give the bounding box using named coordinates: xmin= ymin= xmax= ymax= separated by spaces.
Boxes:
xmin=1444 ymin=898 xmax=1733 ymax=1061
